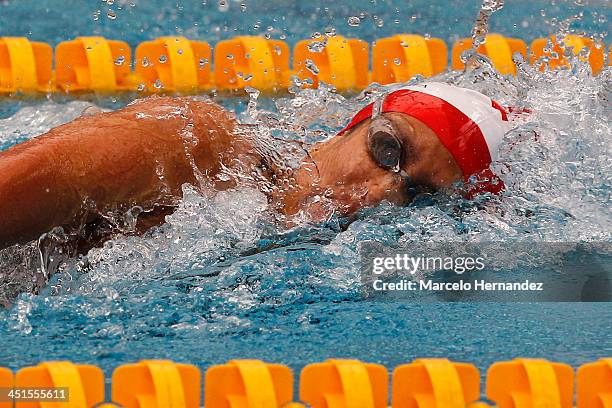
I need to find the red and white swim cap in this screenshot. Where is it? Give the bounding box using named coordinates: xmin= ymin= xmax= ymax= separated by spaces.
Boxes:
xmin=339 ymin=82 xmax=509 ymax=194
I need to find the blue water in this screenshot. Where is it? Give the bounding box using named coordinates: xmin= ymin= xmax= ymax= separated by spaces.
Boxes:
xmin=0 ymin=0 xmax=610 ymax=52
xmin=0 ymin=0 xmax=611 ymax=392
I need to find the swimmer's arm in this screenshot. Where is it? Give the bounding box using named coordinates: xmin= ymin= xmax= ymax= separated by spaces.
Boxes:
xmin=0 ymin=119 xmax=164 ymax=248
xmin=0 ymin=97 xmax=240 ymax=249
xmin=0 ymin=139 xmax=80 ymax=248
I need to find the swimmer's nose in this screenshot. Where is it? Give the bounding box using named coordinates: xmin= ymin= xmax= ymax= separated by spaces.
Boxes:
xmin=398 ymin=175 xmax=429 ymax=206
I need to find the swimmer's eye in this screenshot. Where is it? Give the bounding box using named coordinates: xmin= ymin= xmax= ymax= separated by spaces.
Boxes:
xmin=367 ymin=117 xmax=404 ymax=172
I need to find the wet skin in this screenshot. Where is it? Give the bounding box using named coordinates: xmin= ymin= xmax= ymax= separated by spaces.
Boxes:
xmin=0 ymin=97 xmax=462 ymax=250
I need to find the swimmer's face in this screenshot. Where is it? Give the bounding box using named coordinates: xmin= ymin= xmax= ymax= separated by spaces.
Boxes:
xmin=288 ymin=112 xmax=463 ymax=217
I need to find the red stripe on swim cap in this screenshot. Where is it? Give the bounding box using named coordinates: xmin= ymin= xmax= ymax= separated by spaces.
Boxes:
xmin=339 ymin=89 xmax=493 ymax=180
xmin=337 ymin=103 xmax=374 ymax=135
xmin=383 ymin=89 xmax=493 ymax=179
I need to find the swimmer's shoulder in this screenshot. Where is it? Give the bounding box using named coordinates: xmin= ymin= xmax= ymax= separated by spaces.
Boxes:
xmin=113 ymin=95 xmax=236 ymax=133
xmin=123 ymin=95 xmax=230 ymax=117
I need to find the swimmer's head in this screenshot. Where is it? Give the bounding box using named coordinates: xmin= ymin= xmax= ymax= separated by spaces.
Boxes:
xmin=308 ymin=111 xmax=463 ymax=208
xmin=277 ymin=111 xmax=462 ymax=218
xmin=279 ymin=82 xmax=508 ymax=218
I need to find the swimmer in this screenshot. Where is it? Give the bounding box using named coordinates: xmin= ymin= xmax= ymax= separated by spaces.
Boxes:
xmin=0 ymin=82 xmax=508 ymax=250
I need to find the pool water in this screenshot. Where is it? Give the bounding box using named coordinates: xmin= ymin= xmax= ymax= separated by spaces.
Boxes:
xmin=0 ymin=0 xmax=611 ymax=387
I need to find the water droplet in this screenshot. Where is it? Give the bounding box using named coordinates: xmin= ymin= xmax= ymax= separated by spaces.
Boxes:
xmin=347 ymin=16 xmax=360 ymax=26
xmin=240 ymin=3 xmax=247 ymax=11
xmin=177 ymin=49 xmax=183 ymax=55
xmin=114 ymin=55 xmax=125 ymax=66
xmin=159 ymin=55 xmax=167 ymax=63
xmin=153 ymin=79 xmax=163 ymax=89
xmin=324 ymin=27 xmax=336 ymax=37
xmin=137 ymin=83 xmax=145 ymax=91
xmin=393 ymin=58 xmax=402 ymax=66
xmin=579 ymin=46 xmax=590 ymax=59
xmin=305 ymin=59 xmax=320 ymax=75
xmin=311 ymin=31 xmax=322 ymax=39
xmin=218 ymin=0 xmax=229 ymax=12
xmin=141 ymin=57 xmax=150 ymax=67
xmin=107 ymin=9 xmax=116 ymax=19
xmin=244 ymin=86 xmax=260 ymax=121
xmin=307 ymin=40 xmax=327 ymax=53
xmin=226 ymin=53 xmax=234 ymax=60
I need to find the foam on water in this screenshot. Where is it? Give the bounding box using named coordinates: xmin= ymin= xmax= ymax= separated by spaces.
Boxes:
xmin=0 ymin=101 xmax=98 ymax=149
xmin=0 ymin=34 xmax=610 ymax=372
